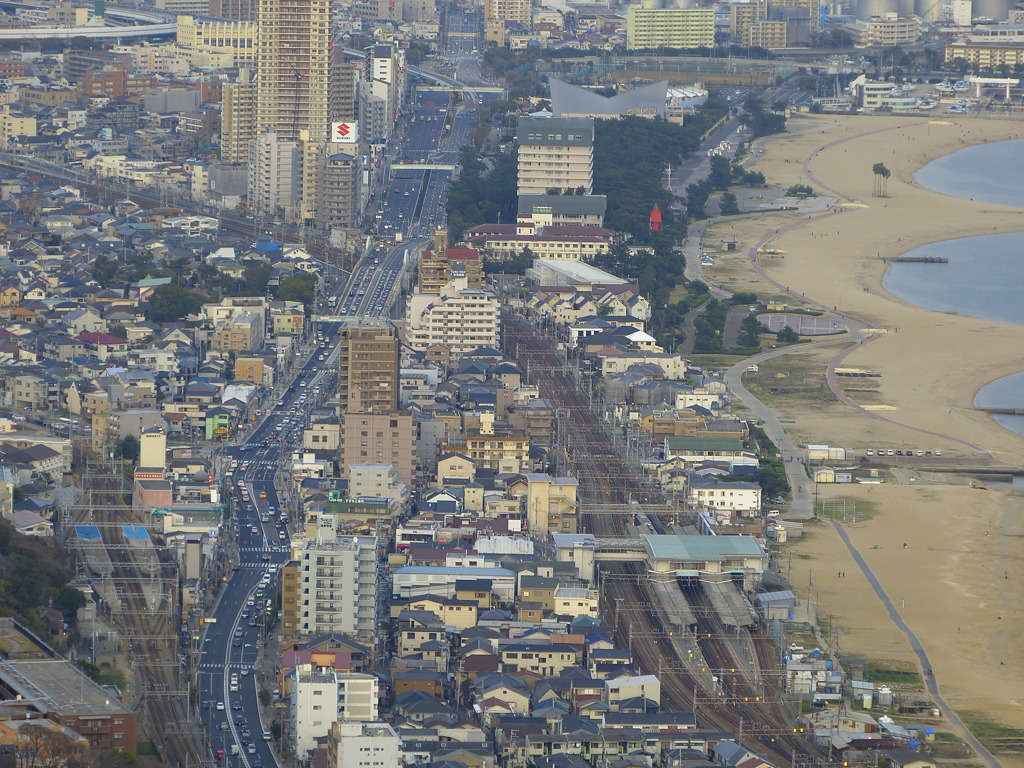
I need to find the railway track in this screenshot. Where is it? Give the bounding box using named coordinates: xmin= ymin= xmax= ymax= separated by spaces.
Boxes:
xmin=502 ymin=313 xmax=820 ymax=764
xmin=73 ymin=446 xmax=200 ymax=765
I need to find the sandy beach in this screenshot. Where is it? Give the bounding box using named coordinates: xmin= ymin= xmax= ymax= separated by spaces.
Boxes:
xmin=700 ymin=115 xmax=1024 ymax=761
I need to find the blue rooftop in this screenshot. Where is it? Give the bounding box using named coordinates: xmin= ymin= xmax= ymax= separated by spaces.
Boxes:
xmin=122 ymin=525 xmax=150 ymax=541
xmin=75 ymin=524 xmax=101 ymax=540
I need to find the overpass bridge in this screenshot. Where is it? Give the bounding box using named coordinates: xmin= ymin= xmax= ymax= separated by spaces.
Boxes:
xmin=391 ymin=163 xmax=457 ymax=171
xmin=0 ymin=19 xmax=176 ymax=39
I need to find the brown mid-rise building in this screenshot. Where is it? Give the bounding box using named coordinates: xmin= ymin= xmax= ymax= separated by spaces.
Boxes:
xmin=63 ymin=50 xmax=131 ymax=83
xmin=0 ymin=658 xmax=137 ymax=754
xmin=340 ymin=408 xmax=414 ymax=485
xmin=338 ymin=320 xmax=399 ymax=413
xmin=418 ymin=248 xmax=485 ymax=295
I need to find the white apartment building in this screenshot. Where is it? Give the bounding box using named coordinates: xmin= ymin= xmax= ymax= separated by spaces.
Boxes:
xmin=348 ymin=463 xmax=408 ymax=504
xmin=292 ymin=665 xmax=379 ymax=755
xmin=516 ymin=116 xmax=594 ymax=196
xmin=363 ymin=43 xmax=406 ymax=144
xmin=293 ymin=664 xmax=338 ymax=755
xmin=605 ymin=674 xmax=661 ymax=712
xmin=553 ymin=586 xmax=599 ymax=618
xmin=687 ymin=477 xmax=762 ymax=515
xmin=405 ymin=278 xmax=500 ymax=360
xmin=328 ymin=722 xmax=400 ymax=768
xmin=338 ymin=673 xmax=379 ymax=721
xmin=248 ymin=128 xmax=299 ymax=219
xmin=295 ymin=516 xmax=377 ymax=639
xmin=844 ymin=13 xmax=922 ymax=48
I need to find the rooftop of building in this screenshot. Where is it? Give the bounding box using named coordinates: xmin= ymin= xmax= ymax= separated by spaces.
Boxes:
xmin=0 ymin=659 xmax=133 ymax=718
xmin=643 ymin=534 xmax=765 ymax=561
xmin=530 ymin=259 xmax=628 ymax=285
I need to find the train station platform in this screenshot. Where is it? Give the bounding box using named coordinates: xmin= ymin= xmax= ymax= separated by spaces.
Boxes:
xmin=700 ymin=574 xmax=758 ymax=627
xmin=73 ymin=524 xmax=113 ymax=578
xmin=649 ymin=575 xmax=698 ymax=631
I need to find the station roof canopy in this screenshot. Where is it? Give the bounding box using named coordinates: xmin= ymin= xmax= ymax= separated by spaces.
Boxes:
xmin=643 ymin=534 xmax=765 ymax=562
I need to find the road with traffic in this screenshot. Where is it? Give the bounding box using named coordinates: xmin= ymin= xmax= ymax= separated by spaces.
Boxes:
xmin=196 ymin=46 xmax=483 ymax=763
xmin=195 ymin=321 xmax=342 ymax=767
xmin=340 ymin=86 xmax=478 ymax=320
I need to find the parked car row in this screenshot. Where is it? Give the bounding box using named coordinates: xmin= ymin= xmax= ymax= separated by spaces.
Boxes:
xmin=866 ymin=448 xmax=942 ymax=457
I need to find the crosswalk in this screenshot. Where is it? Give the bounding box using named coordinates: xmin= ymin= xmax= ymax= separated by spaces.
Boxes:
xmin=198 ymin=662 xmax=253 ymax=671
xmin=239 ymin=546 xmax=286 ymax=553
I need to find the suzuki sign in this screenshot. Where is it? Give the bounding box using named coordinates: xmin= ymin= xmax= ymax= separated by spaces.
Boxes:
xmin=331 ymin=121 xmax=358 ymax=143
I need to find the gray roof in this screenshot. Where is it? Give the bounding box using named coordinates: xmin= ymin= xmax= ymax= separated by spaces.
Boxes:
xmin=643 ymin=534 xmax=765 ymax=562
xmin=518 ymin=194 xmax=607 ymax=216
xmin=756 ymin=590 xmax=797 ymax=605
xmin=516 ymin=116 xmax=594 ymax=146
xmin=549 ymin=78 xmax=668 ymax=119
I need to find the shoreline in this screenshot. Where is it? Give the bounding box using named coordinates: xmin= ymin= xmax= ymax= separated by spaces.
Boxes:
xmin=699 ymin=113 xmax=1024 ymax=763
xmin=708 ymin=114 xmax=1024 ymax=460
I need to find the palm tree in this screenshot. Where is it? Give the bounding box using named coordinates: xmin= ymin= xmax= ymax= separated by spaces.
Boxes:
xmin=872 ymin=162 xmax=891 ymax=197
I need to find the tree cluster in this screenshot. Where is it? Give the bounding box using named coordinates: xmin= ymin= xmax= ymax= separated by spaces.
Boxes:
xmin=0 ymin=521 xmax=81 ymax=636
xmin=739 ymin=96 xmax=788 ymax=139
xmin=736 ymin=312 xmax=767 ymax=348
xmin=785 ymin=184 xmax=815 ymax=198
xmin=685 ymin=156 xmax=765 ymax=219
xmin=446 ymin=146 xmax=518 ymax=243
xmin=277 ymin=272 xmax=317 ymax=308
xmin=592 ymin=113 xmax=725 ymax=242
xmin=145 ymin=283 xmax=209 ymax=323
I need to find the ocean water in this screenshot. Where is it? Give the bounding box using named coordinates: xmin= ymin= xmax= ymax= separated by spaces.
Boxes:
xmin=894 ymin=141 xmax=1024 ymax=436
xmin=913 ymin=138 xmax=1024 ymax=207
xmin=882 ymin=233 xmax=1024 ymax=326
xmin=974 ymin=373 xmax=1024 ymax=438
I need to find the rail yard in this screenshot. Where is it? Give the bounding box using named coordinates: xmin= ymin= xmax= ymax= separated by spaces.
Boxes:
xmin=502 ymin=311 xmax=824 ymax=766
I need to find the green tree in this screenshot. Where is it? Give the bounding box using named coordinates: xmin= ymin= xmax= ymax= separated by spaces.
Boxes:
xmin=685 ymin=180 xmax=712 ymax=219
xmin=165 ymin=255 xmax=191 ymax=285
xmin=53 ymin=586 xmax=87 ymax=627
xmin=777 ymin=325 xmax=800 ymax=343
xmin=719 ymin=192 xmax=740 ymax=216
xmin=146 ymin=283 xmax=208 ymax=322
xmin=276 ymin=273 xmax=317 ymax=307
xmin=872 ymin=162 xmax=891 ymax=197
xmin=116 ymin=434 xmax=140 ymax=463
xmin=92 ymin=253 xmax=118 ymax=286
xmin=736 ymin=313 xmax=765 ymax=348
xmin=242 ymin=262 xmax=273 ymax=294
xmin=107 ymin=324 xmax=128 ymax=339
xmin=740 ymin=97 xmax=788 ymax=138
xmin=708 ymin=156 xmax=733 ymax=190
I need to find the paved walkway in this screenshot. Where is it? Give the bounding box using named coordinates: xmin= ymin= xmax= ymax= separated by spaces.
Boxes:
xmin=830 ymin=521 xmax=1001 ymax=768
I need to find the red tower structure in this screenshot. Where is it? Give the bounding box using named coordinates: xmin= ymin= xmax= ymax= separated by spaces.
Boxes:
xmin=649 ymin=203 xmax=663 ymax=232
